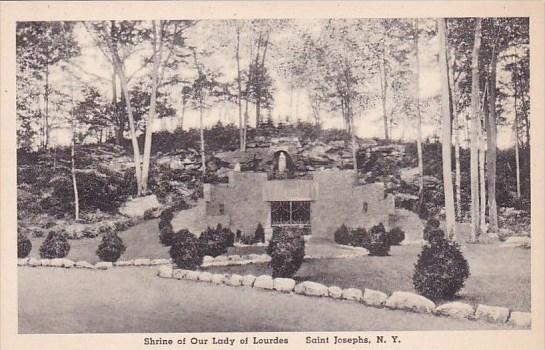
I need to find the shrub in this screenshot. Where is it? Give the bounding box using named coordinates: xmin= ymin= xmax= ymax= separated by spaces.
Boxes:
xmin=199 ymin=226 xmax=228 ymax=257
xmin=388 ymin=227 xmax=405 ymax=246
xmin=367 ymin=223 xmax=390 ymax=256
xmin=254 ymin=223 xmax=265 ymax=243
xmin=17 ymin=232 xmax=32 ymax=258
xmin=427 ymin=228 xmax=446 ymax=245
xmin=334 ymin=224 xmax=352 ymax=245
xmin=220 ymin=226 xmax=235 ymax=248
xmin=159 ymin=223 xmax=176 ymax=246
xmin=169 ymin=229 xmax=203 ymax=270
xmin=413 ymin=231 xmax=470 ymax=300
xmin=350 ymin=227 xmax=370 ymax=248
xmin=235 ymin=229 xmax=242 ymax=243
xmin=96 ymin=231 xmax=126 ymax=262
xmin=423 ymin=218 xmax=440 ymax=241
xmin=159 ymin=208 xmax=174 ymax=225
xmin=267 ymin=226 xmax=305 ymax=278
xmin=39 ymin=231 xmax=70 ymax=259
xmin=240 ymin=233 xmax=254 ymax=245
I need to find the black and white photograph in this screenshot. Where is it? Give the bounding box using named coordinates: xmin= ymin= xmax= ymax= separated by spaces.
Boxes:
xmin=1 ymin=1 xmax=544 ymax=349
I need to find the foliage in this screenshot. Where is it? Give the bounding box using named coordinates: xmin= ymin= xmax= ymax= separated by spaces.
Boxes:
xmin=388 ymin=227 xmax=405 ymax=246
xmin=350 ymin=227 xmax=370 ymax=248
xmin=39 ymin=231 xmax=71 ymax=259
xmin=169 ymin=229 xmax=203 ymax=270
xmin=413 ymin=231 xmax=470 ymax=300
xmin=159 ymin=224 xmax=176 ymax=246
xmin=198 ymin=224 xmax=234 ymax=257
xmin=254 ymin=223 xmax=265 ymax=244
xmin=267 ymin=226 xmax=305 ymax=278
xmin=17 ymin=232 xmax=32 ymax=258
xmin=423 ymin=218 xmax=441 ymax=242
xmin=367 ymin=223 xmax=390 ymax=256
xmin=96 ymin=231 xmax=127 ymax=262
xmin=334 ymin=224 xmax=351 ymax=245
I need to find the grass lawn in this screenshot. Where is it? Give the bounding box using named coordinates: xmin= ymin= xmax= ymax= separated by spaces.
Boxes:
xmin=18 ymin=267 xmax=509 ymax=333
xmin=204 ymin=243 xmax=531 ymax=312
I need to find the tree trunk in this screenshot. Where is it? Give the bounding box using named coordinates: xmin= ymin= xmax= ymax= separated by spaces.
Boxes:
xmin=112 ymin=70 xmax=123 ymax=144
xmin=235 ymin=26 xmax=244 ymax=151
xmin=116 ymin=64 xmax=142 ymax=196
xmin=513 ymin=67 xmax=521 ymax=198
xmin=141 ymin=20 xmax=163 ymax=194
xmin=414 ymin=19 xmax=424 ymax=216
xmin=180 ymin=95 xmax=186 ymax=130
xmin=199 ymin=101 xmax=206 ymax=178
xmin=438 ymin=18 xmax=456 ymax=240
xmin=380 ymin=43 xmax=389 ymax=141
xmin=479 ymin=124 xmax=487 ymax=234
xmin=44 ymin=58 xmax=50 ymax=150
xmin=469 ymin=18 xmax=482 ymax=242
xmin=486 ymin=37 xmax=499 ymax=234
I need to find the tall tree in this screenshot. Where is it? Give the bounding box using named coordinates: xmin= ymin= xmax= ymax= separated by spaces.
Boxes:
xmin=413 ymin=19 xmax=424 ymax=216
xmin=469 ymin=18 xmax=483 ymax=241
xmin=438 ymin=18 xmax=456 ymax=239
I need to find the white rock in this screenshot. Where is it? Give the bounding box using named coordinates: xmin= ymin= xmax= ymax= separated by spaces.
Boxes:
xmin=151 ymin=258 xmax=170 ymax=265
xmin=362 ymin=289 xmax=388 ymax=307
xmin=435 ymin=302 xmax=474 ymax=319
xmin=502 ymin=236 xmax=531 ymax=248
xmin=114 ymin=260 xmax=134 ymax=267
xmin=227 ymin=254 xmax=241 ymax=261
xmin=385 ymin=291 xmax=435 ymax=313
xmin=158 ymin=264 xmax=173 ymax=278
xmin=328 ymin=286 xmax=343 ymax=299
xmin=254 ymin=275 xmax=274 ymax=289
xmin=273 ymin=278 xmax=296 ymax=292
xmin=62 ymin=259 xmax=75 ymax=268
xmin=49 ymin=258 xmax=65 ymax=267
xmin=214 ymin=256 xmax=228 ymax=263
xmin=475 ymin=304 xmax=510 ymax=323
xmin=173 ymin=269 xmax=189 ymax=279
xmin=294 ymin=283 xmax=306 ymax=294
xmin=28 ymin=258 xmax=41 ymax=267
xmin=118 ymin=194 xmax=161 ymax=218
xmin=241 ymin=274 xmax=256 ymax=287
xmin=134 ymin=258 xmax=151 ymax=266
xmin=342 ymin=288 xmax=363 ymax=302
xmin=17 ymin=258 xmax=29 ymax=266
xmin=228 ymin=274 xmax=243 ymax=287
xmin=80 ymin=261 xmax=96 ymax=269
xmin=185 ymin=270 xmax=200 ymax=281
xmin=299 ymin=281 xmax=329 ymax=297
xmin=507 ymin=311 xmax=531 ymax=328
xmin=95 ymin=262 xmax=113 ymax=270
xmin=40 ymin=259 xmax=51 ymax=267
xmin=198 ymin=271 xmax=213 ymax=282
xmin=203 ymin=256 xmax=215 ymax=264
xmin=212 ymin=273 xmax=227 ymax=284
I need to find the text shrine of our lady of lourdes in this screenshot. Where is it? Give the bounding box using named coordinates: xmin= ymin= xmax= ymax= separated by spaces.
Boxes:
xmin=201 ymin=130 xmax=420 ymax=244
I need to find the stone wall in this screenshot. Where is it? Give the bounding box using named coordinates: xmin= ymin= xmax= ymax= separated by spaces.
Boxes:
xmin=204 ymin=169 xmax=395 ymax=241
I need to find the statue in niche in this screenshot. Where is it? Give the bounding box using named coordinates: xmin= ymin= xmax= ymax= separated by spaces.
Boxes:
xmin=278 ymin=152 xmax=287 ymax=175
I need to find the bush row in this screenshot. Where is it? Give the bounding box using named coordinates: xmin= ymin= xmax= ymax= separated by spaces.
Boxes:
xmin=334 ymin=223 xmax=405 ymax=256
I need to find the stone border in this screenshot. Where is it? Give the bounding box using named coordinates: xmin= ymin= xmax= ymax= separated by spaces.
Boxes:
xmin=17 ymin=257 xmax=172 ymax=270
xmin=157 ymin=265 xmax=531 ymax=329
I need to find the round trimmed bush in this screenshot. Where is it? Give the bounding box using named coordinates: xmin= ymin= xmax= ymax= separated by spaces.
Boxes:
xmin=169 ymin=229 xmax=203 ymax=270
xmin=39 ymin=231 xmax=70 ymax=259
xmin=334 ymin=224 xmax=351 ymax=245
xmin=254 ymin=223 xmax=265 ymax=243
xmin=159 ymin=223 xmax=176 ymax=246
xmin=367 ymin=223 xmax=390 ymax=256
xmin=350 ymin=227 xmax=370 ymax=248
xmin=267 ymin=226 xmax=305 ymax=278
xmin=413 ymin=232 xmax=470 ymax=300
xmin=199 ymin=226 xmax=228 ymax=257
xmin=96 ymin=231 xmax=126 ymax=262
xmin=388 ymin=227 xmax=405 ymax=246
xmin=235 ymin=229 xmax=242 ymax=243
xmin=17 ymin=232 xmax=32 ymax=258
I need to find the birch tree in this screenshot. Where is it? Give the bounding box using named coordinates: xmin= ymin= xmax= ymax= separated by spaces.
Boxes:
xmin=438 ymin=18 xmax=456 ymax=239
xmin=469 ymin=19 xmax=483 ymax=241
